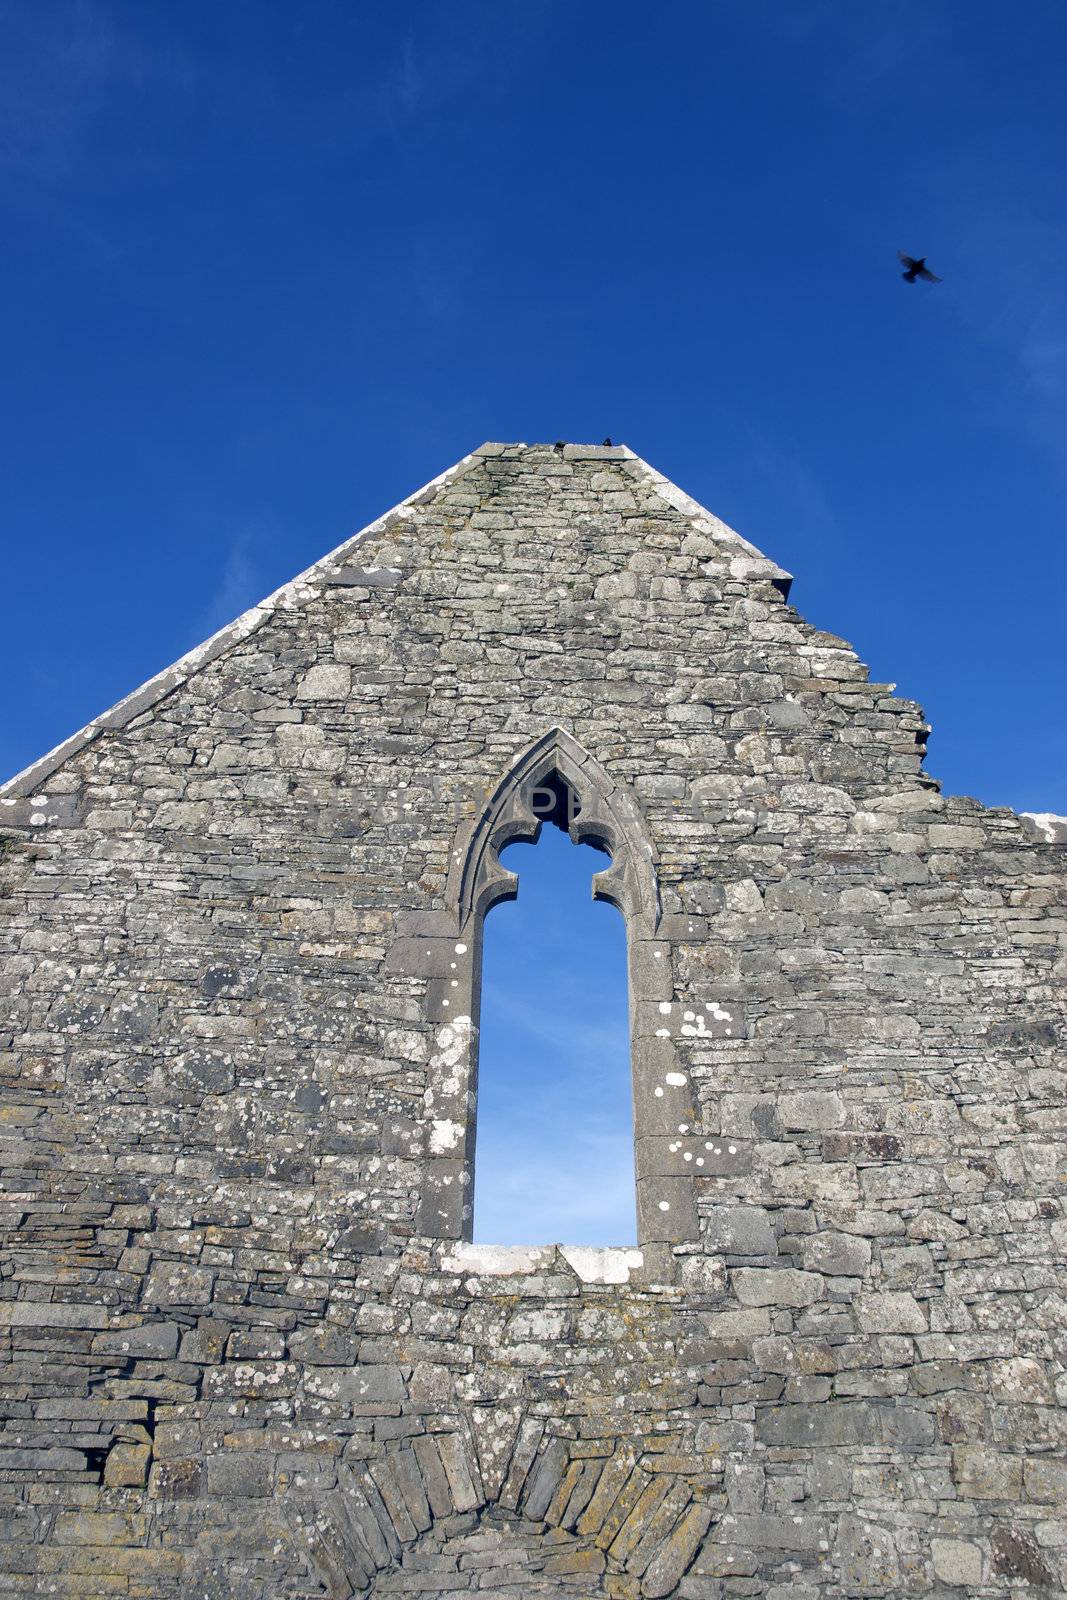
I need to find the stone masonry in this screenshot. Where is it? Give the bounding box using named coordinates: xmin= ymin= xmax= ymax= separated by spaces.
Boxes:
xmin=1 ymin=442 xmax=1065 ymax=1598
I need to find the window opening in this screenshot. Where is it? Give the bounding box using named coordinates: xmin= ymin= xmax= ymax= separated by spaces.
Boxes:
xmin=472 ymin=780 xmax=636 ymax=1246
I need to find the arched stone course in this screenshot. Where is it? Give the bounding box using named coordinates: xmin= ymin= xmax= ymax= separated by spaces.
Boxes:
xmin=291 ymin=1423 xmax=713 ymax=1596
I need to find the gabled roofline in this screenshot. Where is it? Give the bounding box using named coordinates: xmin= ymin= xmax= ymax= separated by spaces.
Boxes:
xmin=1 ymin=449 xmax=486 ymax=802
xmin=0 ymin=443 xmax=790 ymax=804
xmin=618 ymin=448 xmax=793 ymax=593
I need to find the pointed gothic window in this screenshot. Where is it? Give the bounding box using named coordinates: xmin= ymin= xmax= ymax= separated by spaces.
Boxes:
xmin=416 ymin=729 xmax=697 ymax=1259
xmin=472 ymin=778 xmax=637 ymax=1246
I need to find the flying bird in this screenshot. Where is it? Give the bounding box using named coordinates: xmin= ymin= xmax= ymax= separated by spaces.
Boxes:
xmin=899 ymin=251 xmax=941 ymax=284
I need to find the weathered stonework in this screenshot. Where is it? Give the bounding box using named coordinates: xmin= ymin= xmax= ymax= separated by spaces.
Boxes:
xmin=1 ymin=442 xmax=1064 ymax=1597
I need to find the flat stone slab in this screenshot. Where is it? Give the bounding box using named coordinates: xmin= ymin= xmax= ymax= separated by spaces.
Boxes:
xmin=442 ymin=1243 xmax=643 ymax=1284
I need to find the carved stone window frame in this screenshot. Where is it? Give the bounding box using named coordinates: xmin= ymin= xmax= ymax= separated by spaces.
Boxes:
xmin=402 ymin=729 xmax=700 ymax=1263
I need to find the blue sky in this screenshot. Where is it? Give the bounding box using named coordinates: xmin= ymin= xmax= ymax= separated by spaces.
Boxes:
xmin=2 ymin=1 xmax=1065 ymax=1241
xmin=475 ymin=831 xmax=634 ymax=1246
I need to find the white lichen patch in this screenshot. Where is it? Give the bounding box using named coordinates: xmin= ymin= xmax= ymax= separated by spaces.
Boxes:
xmin=429 ymin=1119 xmax=463 ymax=1154
xmin=442 ymin=1243 xmax=554 ymax=1275
xmin=680 ymin=1003 xmax=734 ymax=1037
xmin=430 ymin=1016 xmax=473 ymax=1065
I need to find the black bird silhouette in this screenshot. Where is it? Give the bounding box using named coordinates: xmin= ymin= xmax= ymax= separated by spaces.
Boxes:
xmin=899 ymin=251 xmax=941 ymax=284
xmin=601 ymin=437 xmax=613 ymax=447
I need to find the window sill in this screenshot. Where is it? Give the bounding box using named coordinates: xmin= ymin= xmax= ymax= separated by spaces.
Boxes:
xmin=443 ymin=1243 xmax=643 ymax=1284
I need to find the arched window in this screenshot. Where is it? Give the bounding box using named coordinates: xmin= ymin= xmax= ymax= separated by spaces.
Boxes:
xmin=409 ymin=729 xmax=700 ymax=1260
xmin=473 ymin=783 xmax=635 ymax=1246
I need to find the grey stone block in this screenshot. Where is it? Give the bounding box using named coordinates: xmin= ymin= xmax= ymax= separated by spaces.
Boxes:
xmin=523 ymin=1437 xmax=569 ymax=1520
xmin=91 ymin=1321 xmax=181 ymax=1360
xmin=305 ymin=1365 xmax=405 ymax=1412
xmin=326 ymin=565 xmax=403 ymax=588
xmin=206 ymin=1453 xmax=273 ymax=1498
xmin=0 ymin=1301 xmax=110 ymax=1329
xmin=732 ymin=1268 xmax=823 ymax=1307
xmin=704 ymin=1206 xmax=777 ymax=1256
xmin=757 ymin=1401 xmax=934 ymax=1448
xmin=802 ymin=1233 xmax=871 ymax=1277
xmin=0 ymin=1448 xmax=87 ymax=1471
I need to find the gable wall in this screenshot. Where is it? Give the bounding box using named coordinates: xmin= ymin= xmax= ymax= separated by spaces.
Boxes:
xmin=0 ymin=443 xmax=1064 ymax=1597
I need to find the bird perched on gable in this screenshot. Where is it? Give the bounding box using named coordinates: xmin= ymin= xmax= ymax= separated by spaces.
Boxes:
xmin=899 ymin=251 xmax=941 ymax=284
xmin=601 ymin=437 xmax=613 ymax=447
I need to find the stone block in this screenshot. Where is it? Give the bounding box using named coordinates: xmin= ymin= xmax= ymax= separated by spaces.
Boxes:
xmin=544 ymin=1544 xmax=606 ymax=1576
xmin=928 ymin=824 xmax=984 ymax=849
xmin=326 ymin=565 xmax=402 ymax=588
xmin=704 ymin=1205 xmax=777 ymax=1256
xmin=523 ymin=1437 xmax=569 ymax=1521
xmin=144 ymin=1262 xmax=215 ymax=1307
xmin=952 ymin=1445 xmax=1022 ymax=1500
xmin=304 ymin=1364 xmax=405 ymax=1412
xmin=911 ymin=1359 xmax=968 ymax=1395
xmin=752 ymin=1335 xmax=835 ymax=1376
xmin=701 ymin=1307 xmax=771 ymax=1346
xmin=637 ymin=1172 xmax=699 ymax=1243
xmin=412 ymin=1434 xmax=454 ymax=1518
xmin=92 ymin=1321 xmax=180 ymax=1360
xmin=206 ymin=1453 xmax=273 ymax=1498
xmin=678 ymin=1256 xmax=728 ymax=1294
xmin=855 ymin=1291 xmax=926 ymax=1333
xmin=718 ymin=1511 xmax=830 ymax=1552
xmin=576 ymin=1449 xmax=638 ymax=1537
xmin=1024 ymin=1456 xmax=1067 ymax=1504
xmin=179 ymin=1319 xmax=230 ymax=1364
xmin=991 ymin=1524 xmax=1057 ymax=1588
xmin=720 ymin=1092 xmax=782 ymax=1139
xmin=802 ymin=1232 xmax=871 ymax=1276
xmin=367 ymin=1458 xmax=417 ymax=1541
xmin=296 ymin=663 xmax=352 ymax=700
xmin=931 ymin=1536 xmax=983 ymax=1586
xmin=0 ymin=1300 xmax=109 ymax=1329
xmin=148 ymin=1458 xmax=203 ymax=1499
xmin=104 ymin=1441 xmax=152 ymax=1488
xmin=987 ymin=1357 xmax=1053 ymax=1404
xmin=778 ymin=1091 xmax=843 ymax=1131
xmin=732 ymin=1267 xmax=823 ymax=1307
xmin=53 ymin=1511 xmax=144 ymax=1545
xmin=0 ymin=1446 xmax=86 ymax=1470
xmin=757 ymin=1401 xmax=933 ymax=1449
xmin=435 ymin=1430 xmax=481 ymax=1513
xmin=288 ymin=1324 xmax=361 ymax=1365
xmin=836 ymin=1515 xmax=900 ymax=1595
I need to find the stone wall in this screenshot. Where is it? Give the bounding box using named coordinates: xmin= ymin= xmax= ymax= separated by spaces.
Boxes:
xmin=1 ymin=443 xmax=1064 ymax=1597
